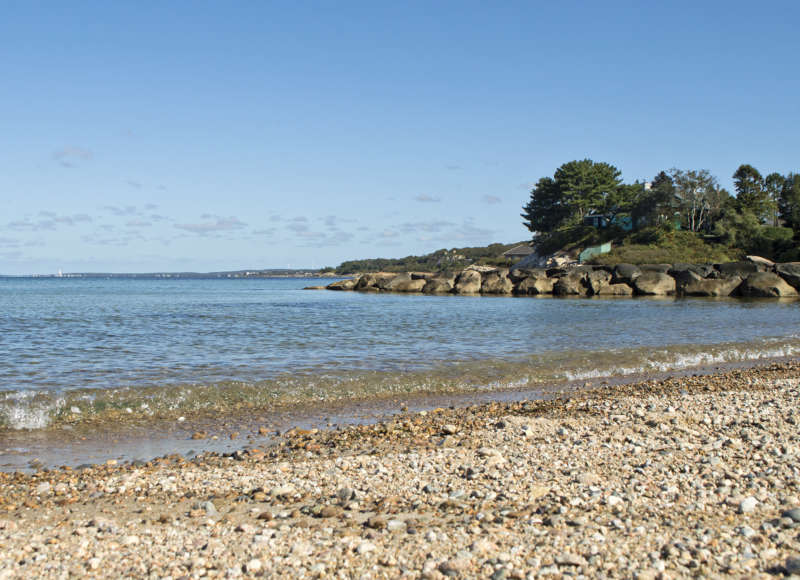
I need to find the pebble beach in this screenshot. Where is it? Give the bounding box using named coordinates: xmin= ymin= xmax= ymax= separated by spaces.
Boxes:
xmin=1 ymin=361 xmax=799 ymax=579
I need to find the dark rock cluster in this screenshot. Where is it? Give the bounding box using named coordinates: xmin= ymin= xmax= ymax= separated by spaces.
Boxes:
xmin=326 ymin=261 xmax=800 ymax=298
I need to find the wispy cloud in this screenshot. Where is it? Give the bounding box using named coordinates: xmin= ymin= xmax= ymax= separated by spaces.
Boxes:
xmin=126 ymin=179 xmax=143 ymax=189
xmin=482 ymin=195 xmax=502 ymax=204
xmin=52 ymin=146 xmax=92 ymax=168
xmin=7 ymin=213 xmax=92 ymax=231
xmin=414 ymin=194 xmax=441 ymax=203
xmin=174 ymin=215 xmax=247 ymax=235
xmin=103 ymin=205 xmax=139 ymax=217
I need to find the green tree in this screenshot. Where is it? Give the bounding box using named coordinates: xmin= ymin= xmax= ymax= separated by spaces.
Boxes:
xmin=764 ymin=172 xmax=784 ymax=226
xmin=779 ymin=173 xmax=800 ymax=235
xmin=670 ymin=168 xmax=729 ymax=232
xmin=631 ymin=171 xmax=677 ymax=228
xmin=522 ymin=159 xmax=624 ymax=235
xmin=733 ymin=164 xmax=770 ymax=222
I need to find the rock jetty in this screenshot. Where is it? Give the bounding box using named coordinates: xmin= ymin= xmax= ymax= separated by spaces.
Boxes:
xmin=326 ymin=261 xmax=800 ymax=298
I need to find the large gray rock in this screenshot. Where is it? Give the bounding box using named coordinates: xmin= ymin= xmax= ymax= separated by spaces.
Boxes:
xmin=632 ymin=272 xmax=676 ymax=295
xmin=480 ymin=271 xmax=513 ymax=294
xmin=775 ymin=263 xmax=800 ymax=291
xmin=671 ymin=268 xmax=704 ymax=288
xmin=611 ymin=264 xmax=641 ymax=284
xmin=453 ymin=270 xmax=482 ymax=294
xmin=354 ymin=273 xmax=395 ymax=291
xmin=669 ymin=263 xmax=715 ymax=280
xmin=586 ymin=270 xmax=612 ymax=295
xmin=715 ymin=261 xmax=765 ymax=277
xmin=737 ymin=272 xmax=798 ymax=297
xmin=639 ymin=263 xmax=672 ymax=274
xmin=508 ymin=267 xmax=548 ymax=283
xmin=422 ymin=275 xmax=455 ymax=294
xmin=681 ymin=276 xmax=742 ymax=297
xmin=553 ymin=270 xmax=589 ymax=296
xmin=326 ymin=279 xmax=356 ymax=291
xmin=514 ymin=276 xmax=555 ymax=295
xmin=384 ymin=274 xmax=426 ymax=293
xmin=595 ymin=282 xmax=633 ymax=296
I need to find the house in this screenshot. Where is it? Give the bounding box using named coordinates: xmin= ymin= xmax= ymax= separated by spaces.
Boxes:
xmin=502 ymin=244 xmax=536 ymax=259
xmin=582 ymin=212 xmax=633 ymax=231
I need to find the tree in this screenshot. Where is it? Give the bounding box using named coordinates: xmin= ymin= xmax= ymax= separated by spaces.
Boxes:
xmin=522 ymin=159 xmax=624 ymax=235
xmin=733 ymin=164 xmax=770 ymax=222
xmin=764 ymin=172 xmax=784 ymax=226
xmin=779 ymin=173 xmax=800 ymax=235
xmin=670 ymin=168 xmax=728 ymax=232
xmin=631 ymin=171 xmax=677 ymax=228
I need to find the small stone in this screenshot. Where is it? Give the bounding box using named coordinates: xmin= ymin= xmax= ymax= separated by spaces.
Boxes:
xmin=786 ymin=556 xmax=800 ymax=574
xmin=739 ymin=496 xmax=758 ymax=514
xmin=318 ymin=505 xmax=342 ymax=518
xmin=366 ymin=515 xmax=387 ymax=529
xmin=88 ymin=558 xmax=101 ymax=570
xmin=121 ymin=535 xmax=139 ymax=546
xmin=387 ymin=519 xmax=406 ymax=531
xmin=442 ymin=424 xmax=458 ymax=435
xmin=555 ymin=553 xmax=587 ymax=567
xmin=35 ymin=482 xmax=51 ymax=495
xmin=244 ymin=559 xmax=262 ymax=573
xmin=191 ymin=431 xmax=207 ymax=440
xmin=356 ymin=541 xmax=376 ymax=554
xmin=607 ymin=495 xmax=624 ymax=507
xmin=200 ymin=501 xmax=218 ymax=516
xmin=337 ymin=487 xmax=355 ymax=502
xmin=781 ymin=507 xmax=800 ymax=522
xmin=291 ymin=541 xmax=313 ymax=557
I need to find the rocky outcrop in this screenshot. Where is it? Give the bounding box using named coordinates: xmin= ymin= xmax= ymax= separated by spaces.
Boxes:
xmin=480 ymin=270 xmax=513 ymax=294
xmin=737 ymin=273 xmax=799 ymax=298
xmin=775 ymin=263 xmax=800 ymax=291
xmin=453 ymin=270 xmax=482 ymax=295
xmin=682 ymin=276 xmax=742 ymax=297
xmin=323 ymin=260 xmax=800 ymax=299
xmin=632 ymin=272 xmax=676 ymax=296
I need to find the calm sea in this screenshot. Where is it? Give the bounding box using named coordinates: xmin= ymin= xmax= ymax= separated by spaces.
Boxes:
xmin=1 ymin=277 xmax=799 ymax=430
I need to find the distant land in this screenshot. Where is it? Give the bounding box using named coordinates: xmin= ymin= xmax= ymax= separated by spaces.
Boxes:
xmin=0 ymin=269 xmax=337 ymax=279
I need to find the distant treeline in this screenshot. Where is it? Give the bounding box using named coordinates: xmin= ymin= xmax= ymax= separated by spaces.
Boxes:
xmin=332 ymin=242 xmax=525 ymax=274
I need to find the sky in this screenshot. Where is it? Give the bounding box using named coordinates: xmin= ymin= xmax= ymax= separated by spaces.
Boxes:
xmin=1 ymin=1 xmax=799 ymax=274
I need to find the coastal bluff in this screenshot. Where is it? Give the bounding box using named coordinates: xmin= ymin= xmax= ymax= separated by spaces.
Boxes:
xmin=319 ymin=260 xmax=800 ymax=298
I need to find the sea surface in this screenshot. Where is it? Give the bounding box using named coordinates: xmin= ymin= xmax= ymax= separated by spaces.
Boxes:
xmin=2 ymin=276 xmax=800 ymax=431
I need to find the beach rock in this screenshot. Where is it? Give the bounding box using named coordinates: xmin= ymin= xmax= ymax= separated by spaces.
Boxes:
xmin=508 ymin=267 xmax=548 ymax=283
xmin=716 ymin=261 xmax=765 ymax=277
xmin=681 ymin=276 xmax=742 ymax=297
xmin=481 ymin=271 xmax=513 ymax=294
xmin=669 ymin=263 xmax=715 ymax=279
xmin=423 ymin=275 xmax=455 ymax=294
xmin=632 ymin=272 xmax=676 ymax=295
xmin=786 ymin=556 xmax=800 ymax=575
xmin=737 ymin=272 xmax=798 ymax=297
xmin=586 ymin=269 xmax=612 ymax=294
xmin=354 ymin=272 xmax=395 ymax=291
xmin=595 ymin=282 xmax=633 ymax=296
xmin=746 ymin=255 xmax=775 ymax=267
xmin=739 ymin=496 xmax=758 ymax=514
xmin=781 ymin=507 xmax=800 ymax=522
xmin=639 ymin=263 xmax=672 ymax=274
xmin=553 ymin=270 xmax=588 ymax=296
xmin=513 ymin=276 xmax=554 ymax=295
xmin=385 ymin=274 xmax=426 ymax=293
xmin=453 ymin=270 xmax=482 ymax=294
xmin=611 ymin=263 xmax=641 ymax=284
xmin=326 ymin=279 xmax=356 ymax=291
xmin=775 ymin=263 xmax=800 ymax=290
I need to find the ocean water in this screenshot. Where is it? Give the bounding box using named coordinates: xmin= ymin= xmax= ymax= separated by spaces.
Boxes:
xmin=1 ymin=276 xmax=799 ymax=430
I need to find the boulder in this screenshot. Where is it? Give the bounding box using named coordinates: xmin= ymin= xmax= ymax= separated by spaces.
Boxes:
xmin=354 ymin=272 xmax=395 ymax=291
xmin=670 ymin=268 xmax=704 ymax=288
xmin=737 ymin=272 xmax=798 ymax=297
xmin=453 ymin=270 xmax=482 ymax=294
xmin=410 ymin=272 xmax=434 ymax=280
xmin=422 ymin=275 xmax=455 ymax=294
xmin=715 ymin=261 xmax=765 ymax=277
xmin=508 ymin=268 xmax=548 ymax=283
xmin=681 ymin=276 xmax=742 ymax=297
xmin=611 ymin=263 xmax=641 ymax=284
xmin=586 ymin=270 xmax=612 ymax=295
xmin=639 ymin=263 xmax=672 ymax=274
xmin=669 ymin=263 xmax=714 ymax=280
xmin=513 ymin=276 xmax=555 ymax=295
xmin=595 ymin=283 xmax=633 ymax=296
xmin=746 ymin=255 xmax=775 ymax=267
xmin=480 ymin=271 xmax=513 ymax=294
xmin=775 ymin=263 xmax=800 ymax=291
xmin=326 ymin=279 xmax=356 ymax=291
xmin=632 ymin=272 xmax=676 ymax=295
xmin=553 ymin=270 xmax=589 ymax=296
xmin=384 ymin=274 xmax=426 ymax=293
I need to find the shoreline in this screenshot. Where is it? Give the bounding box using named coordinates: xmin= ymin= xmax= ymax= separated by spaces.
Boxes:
xmin=0 ymin=361 xmax=798 ymax=577
xmin=1 ymin=355 xmax=797 ymax=473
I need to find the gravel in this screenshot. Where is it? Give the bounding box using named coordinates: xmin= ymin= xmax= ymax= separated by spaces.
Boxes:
xmin=0 ymin=361 xmax=798 ymax=578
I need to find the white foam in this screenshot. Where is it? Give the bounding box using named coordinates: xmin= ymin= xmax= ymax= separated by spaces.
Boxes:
xmin=0 ymin=392 xmax=64 ymax=430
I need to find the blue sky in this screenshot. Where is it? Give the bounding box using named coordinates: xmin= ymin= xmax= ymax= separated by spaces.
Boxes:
xmin=1 ymin=1 xmax=798 ymax=274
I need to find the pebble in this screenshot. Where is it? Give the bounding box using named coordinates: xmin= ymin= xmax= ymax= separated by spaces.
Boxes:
xmin=739 ymin=496 xmax=758 ymax=514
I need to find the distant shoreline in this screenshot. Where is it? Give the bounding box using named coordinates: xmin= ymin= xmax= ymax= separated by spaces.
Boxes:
xmin=0 ymin=270 xmax=340 ymax=279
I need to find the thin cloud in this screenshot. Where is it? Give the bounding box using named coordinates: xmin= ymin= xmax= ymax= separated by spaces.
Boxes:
xmin=482 ymin=195 xmax=502 ymax=204
xmin=126 ymin=180 xmax=143 ymax=189
xmin=174 ymin=216 xmax=247 ymax=234
xmin=125 ymin=219 xmax=152 ymax=227
xmin=414 ymin=194 xmax=441 ymax=203
xmin=7 ymin=213 xmax=92 ymax=231
xmin=103 ymin=205 xmax=139 ymax=217
xmin=52 ymin=146 xmax=92 ymax=167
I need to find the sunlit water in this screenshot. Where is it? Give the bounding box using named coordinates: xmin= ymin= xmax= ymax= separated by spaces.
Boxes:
xmin=1 ymin=277 xmax=799 ymax=429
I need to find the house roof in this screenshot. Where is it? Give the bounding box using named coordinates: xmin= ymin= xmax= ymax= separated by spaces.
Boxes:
xmin=502 ymin=244 xmax=535 ymax=258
